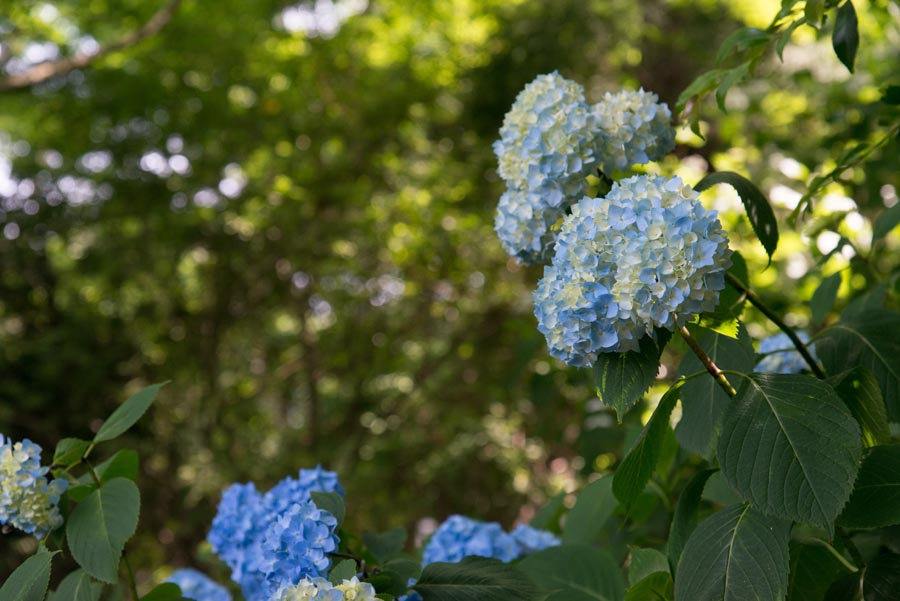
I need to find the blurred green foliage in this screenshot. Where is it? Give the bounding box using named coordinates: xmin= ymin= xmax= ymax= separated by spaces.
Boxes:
xmin=1 ymin=0 xmax=898 ymax=590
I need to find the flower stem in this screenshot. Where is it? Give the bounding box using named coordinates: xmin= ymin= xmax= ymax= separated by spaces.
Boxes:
xmin=676 ymin=322 xmax=737 ymax=398
xmin=124 ymin=553 xmax=140 ymax=601
xmin=724 ymin=272 xmax=825 ymax=378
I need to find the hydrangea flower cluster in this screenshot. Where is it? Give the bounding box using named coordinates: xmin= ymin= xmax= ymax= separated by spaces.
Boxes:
xmin=271 ymin=577 xmax=376 ymax=601
xmin=534 ymin=175 xmax=731 ymax=366
xmin=756 ymin=331 xmax=817 ymax=374
xmin=492 ymin=72 xmax=599 ymax=264
xmin=509 ymin=524 xmax=561 ymax=555
xmin=0 ymin=435 xmax=68 ymax=539
xmin=167 ymin=568 xmax=233 ymax=601
xmin=422 ymin=515 xmax=559 ymax=565
xmin=591 ymin=89 xmax=676 ymax=175
xmin=207 ymin=466 xmax=343 ymax=601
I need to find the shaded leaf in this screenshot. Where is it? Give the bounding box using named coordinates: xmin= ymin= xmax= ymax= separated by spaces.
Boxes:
xmin=54 ymin=570 xmax=103 ymax=601
xmin=788 ymin=541 xmax=851 ymax=601
xmin=519 ymin=544 xmax=625 ymax=601
xmin=667 ymin=469 xmax=716 ymax=572
xmin=53 ymin=438 xmax=90 ymax=468
xmin=530 ymin=493 xmax=565 ymax=532
xmin=832 ymin=1 xmax=859 ymax=73
xmin=625 ymin=572 xmax=673 ymax=601
xmin=811 ymin=272 xmax=842 ymax=325
xmin=563 ymin=475 xmax=617 ymax=545
xmin=594 ymin=330 xmax=670 ymax=420
xmin=414 ymin=557 xmax=539 ymax=601
xmin=329 ymin=560 xmax=359 ymax=585
xmin=829 ymin=367 xmax=890 ymax=447
xmin=140 ymin=583 xmax=185 ymax=601
xmin=364 ymin=527 xmax=407 ymax=563
xmin=863 ymin=552 xmax=900 ymax=600
xmin=628 ymin=548 xmax=669 ymax=586
xmin=698 ymin=252 xmax=748 ymax=339
xmin=0 ymin=549 xmax=57 ymax=601
xmin=715 ymin=28 xmax=770 ymax=65
xmin=839 ymin=445 xmax=900 ymax=529
xmin=873 ymin=202 xmax=900 ymax=241
xmin=311 ymin=491 xmax=345 ymax=526
xmin=94 ymin=383 xmax=167 ymax=444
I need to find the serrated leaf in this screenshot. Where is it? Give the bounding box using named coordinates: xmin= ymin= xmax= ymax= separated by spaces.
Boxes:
xmin=674 ymin=504 xmax=790 ymax=601
xmin=0 ymin=549 xmax=57 ymax=601
xmin=94 ymin=383 xmax=167 ymax=443
xmin=863 ymin=552 xmax=900 ymax=600
xmin=832 ymin=1 xmax=859 ymax=73
xmin=414 ymin=557 xmax=539 ymax=601
xmin=695 ymin=171 xmax=778 ymax=262
xmin=613 ymin=385 xmax=681 ymax=508
xmin=676 ymin=324 xmax=755 ymax=457
xmin=625 ymin=572 xmax=673 ymax=601
xmin=140 ymin=583 xmax=185 ymax=601
xmin=67 ymin=478 xmax=141 ymax=583
xmin=530 ymin=492 xmax=565 ymax=532
xmin=788 ymin=542 xmax=850 ymax=601
xmin=873 ymin=202 xmax=900 ymax=241
xmin=829 ymin=367 xmax=890 ymax=447
xmin=628 ymin=548 xmax=669 ymax=586
xmin=817 ymin=309 xmax=900 ymax=421
xmin=311 ymin=491 xmax=345 ymax=526
xmin=839 ymin=445 xmax=900 ymax=529
xmin=811 ymin=271 xmax=842 ymax=325
xmin=668 ymin=469 xmax=716 ymax=572
xmin=594 ymin=330 xmax=670 ymax=420
xmin=364 ymin=527 xmax=407 ymax=563
xmin=519 ymin=544 xmax=625 ymax=601
xmin=54 ymin=438 xmax=90 ymax=467
xmin=54 ymin=570 xmax=103 ymax=601
xmin=563 ymin=475 xmax=617 ymax=545
xmin=329 ymin=559 xmax=358 ymax=585
xmin=718 ymin=374 xmax=862 ymax=530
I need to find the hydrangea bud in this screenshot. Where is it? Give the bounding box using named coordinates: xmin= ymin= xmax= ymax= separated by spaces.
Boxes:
xmin=0 ymin=435 xmax=68 ymax=539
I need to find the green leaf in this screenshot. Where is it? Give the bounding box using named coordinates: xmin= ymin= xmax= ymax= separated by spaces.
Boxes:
xmin=53 ymin=438 xmax=90 ymax=467
xmin=825 ymin=572 xmax=862 ymax=601
xmin=518 ymin=544 xmax=625 ymax=601
xmin=676 ymin=324 xmax=755 ymax=457
xmin=329 ymin=559 xmax=359 ymax=585
xmin=718 ymin=374 xmax=862 ymax=530
xmin=625 ymin=572 xmax=673 ymax=601
xmin=715 ymin=62 xmax=750 ymax=112
xmin=873 ymin=202 xmax=900 ymax=241
xmin=613 ymin=385 xmax=681 ymax=507
xmin=311 ymin=491 xmax=345 ymax=526
xmin=93 ymin=383 xmax=167 ymax=443
xmin=67 ymin=478 xmax=141 ymax=583
xmin=839 ymin=445 xmax=900 ymax=529
xmin=94 ymin=450 xmax=140 ymax=483
xmin=715 ymin=28 xmax=770 ymax=65
xmin=67 ymin=484 xmax=96 ymax=504
xmin=817 ymin=309 xmax=900 ymax=421
xmin=811 ymin=271 xmax=842 ymax=325
xmin=698 ymin=252 xmax=748 ymax=339
xmin=53 ymin=570 xmax=103 ymax=601
xmin=594 ymin=330 xmax=670 ymax=420
xmin=829 ymin=367 xmax=890 ymax=447
xmin=413 ymin=557 xmax=539 ymax=601
xmin=369 ymin=558 xmax=422 ymax=596
xmin=140 ymin=583 xmax=185 ymax=601
xmin=530 ymin=492 xmax=565 ymax=532
xmin=805 ymin=0 xmax=824 ymax=25
xmin=0 ymin=549 xmax=57 ymax=601
xmin=628 ymin=548 xmax=669 ymax=586
xmin=883 ymin=85 xmax=900 ymax=105
xmin=694 ymin=171 xmax=778 ymax=262
xmin=832 ymin=0 xmax=859 ymax=73
xmin=364 ymin=527 xmax=407 ymax=562
xmin=788 ymin=541 xmax=850 ymax=601
xmin=676 ymin=68 xmax=728 ymax=115
xmin=667 ymin=469 xmax=716 ymax=572
xmin=863 ymin=552 xmax=900 ymax=600
xmin=562 ymin=475 xmax=617 ymax=545
xmin=674 ymin=504 xmax=790 ymax=601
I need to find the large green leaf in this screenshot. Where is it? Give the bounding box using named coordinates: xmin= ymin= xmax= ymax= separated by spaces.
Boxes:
xmin=530 ymin=492 xmax=565 ymax=532
xmin=828 ymin=368 xmax=890 ymax=447
xmin=625 ymin=572 xmax=673 ymax=601
xmin=863 ymin=553 xmax=900 ymax=600
xmin=816 ymin=310 xmax=900 ymax=421
xmin=676 ymin=325 xmax=755 ymax=457
xmin=562 ymin=476 xmax=617 ymax=545
xmin=594 ymin=330 xmax=670 ymax=420
xmin=53 ymin=438 xmax=91 ymax=468
xmin=329 ymin=559 xmax=359 ymax=585
xmin=674 ymin=504 xmax=790 ymax=601
xmin=718 ymin=374 xmax=862 ymax=529
xmin=364 ymin=527 xmax=407 ymax=562
xmin=613 ymin=385 xmax=680 ymax=507
xmin=93 ymin=383 xmax=166 ymax=443
xmin=413 ymin=557 xmax=539 ymax=601
xmin=831 ymin=0 xmax=859 ymax=73
xmin=811 ymin=272 xmax=842 ymax=325
xmin=694 ymin=171 xmax=778 ymax=262
xmin=518 ymin=544 xmax=625 ymax=601
xmin=839 ymin=445 xmax=900 ymax=529
xmin=67 ymin=478 xmax=141 ymax=583
xmin=0 ymin=550 xmax=57 ymax=601
xmin=52 ymin=570 xmax=103 ymax=601
xmin=140 ymin=583 xmax=186 ymax=601
xmin=667 ymin=469 xmax=717 ymax=572
xmin=628 ymin=548 xmax=669 ymax=586
xmin=311 ymin=491 xmax=345 ymax=525
xmin=787 ymin=542 xmax=850 ymax=601
xmin=873 ymin=202 xmax=900 ymax=240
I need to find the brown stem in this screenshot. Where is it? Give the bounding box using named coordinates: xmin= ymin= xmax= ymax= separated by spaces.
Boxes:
xmin=677 ymin=323 xmax=737 ymax=398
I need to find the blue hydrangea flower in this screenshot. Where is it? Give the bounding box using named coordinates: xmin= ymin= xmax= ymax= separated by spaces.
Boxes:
xmin=269 ymin=577 xmax=342 ymax=601
xmin=591 ymin=89 xmax=675 ymax=175
xmin=208 ymin=467 xmax=344 ymax=601
xmin=509 ymin=524 xmax=560 ymax=555
xmin=167 ymin=568 xmax=232 ymax=601
xmin=494 ymin=188 xmax=566 ymax=264
xmin=534 ymin=175 xmax=731 ymax=366
xmin=422 ymin=515 xmax=519 ymax=565
xmin=756 ymin=331 xmax=817 ymax=374
xmin=0 ymin=435 xmax=68 ymax=539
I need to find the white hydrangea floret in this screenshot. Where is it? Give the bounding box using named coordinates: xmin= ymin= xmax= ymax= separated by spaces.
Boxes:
xmin=534 ymin=175 xmax=731 ymax=367
xmin=0 ymin=436 xmax=68 ymax=539
xmin=270 ymin=576 xmax=376 ymax=601
xmin=592 ymin=88 xmax=675 ymax=175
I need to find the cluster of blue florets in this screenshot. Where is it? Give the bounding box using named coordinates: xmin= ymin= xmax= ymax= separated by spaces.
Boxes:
xmin=167 ymin=568 xmax=233 ymax=601
xmin=533 ymin=175 xmax=731 ymax=366
xmin=422 ymin=515 xmax=559 ymax=565
xmin=207 ymin=466 xmax=343 ymax=601
xmin=271 ymin=576 xmax=377 ymax=601
xmin=755 ymin=331 xmax=817 ymax=374
xmin=493 ymin=73 xmax=675 ymax=265
xmin=0 ymin=435 xmax=68 ymax=539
